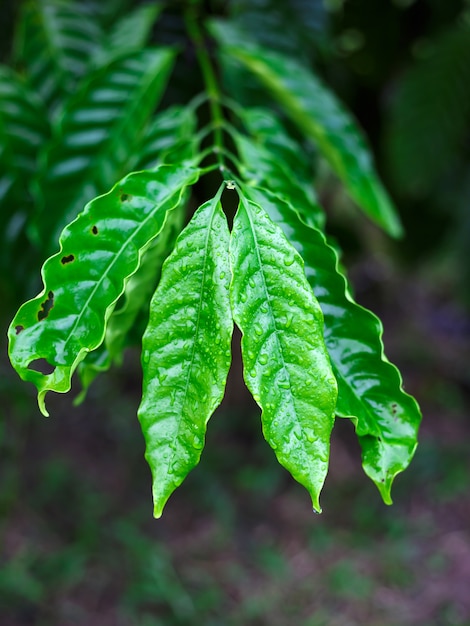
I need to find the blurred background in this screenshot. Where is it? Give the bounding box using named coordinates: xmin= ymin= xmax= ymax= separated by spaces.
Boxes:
xmin=1 ymin=0 xmax=470 ymax=624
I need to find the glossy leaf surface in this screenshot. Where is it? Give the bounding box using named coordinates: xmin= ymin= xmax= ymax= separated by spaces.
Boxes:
xmin=14 ymin=0 xmax=103 ymax=113
xmin=76 ymin=203 xmax=186 ymax=400
xmin=33 ymin=47 xmax=176 ymax=251
xmin=8 ymin=164 xmax=200 ymax=415
xmin=248 ymin=186 xmax=421 ymax=501
xmin=212 ymin=21 xmax=402 ymax=237
xmin=138 ymin=193 xmax=233 ymax=517
xmin=230 ymin=191 xmax=337 ymax=512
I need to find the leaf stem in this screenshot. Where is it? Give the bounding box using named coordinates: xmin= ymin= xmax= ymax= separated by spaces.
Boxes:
xmin=185 ymin=8 xmax=228 ymax=178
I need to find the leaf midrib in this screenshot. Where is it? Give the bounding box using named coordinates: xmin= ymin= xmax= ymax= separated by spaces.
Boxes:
xmin=242 ymin=199 xmax=299 ymax=424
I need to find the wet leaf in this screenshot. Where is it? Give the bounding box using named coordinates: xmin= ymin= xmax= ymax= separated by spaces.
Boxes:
xmin=8 ymin=163 xmax=200 ymax=415
xmin=138 ymin=191 xmax=233 ymax=517
xmin=248 ymin=186 xmax=421 ymax=502
xmin=230 ymin=189 xmax=337 ymax=512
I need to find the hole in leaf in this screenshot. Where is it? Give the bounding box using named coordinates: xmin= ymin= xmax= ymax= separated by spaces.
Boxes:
xmin=391 ymin=403 xmax=398 ymax=416
xmin=28 ymin=359 xmax=56 ymax=375
xmin=120 ymin=193 xmax=131 ymax=202
xmin=61 ymin=254 xmax=75 ymax=265
xmin=92 ymin=225 xmax=98 ymax=235
xmin=15 ymin=325 xmax=24 ymax=334
xmin=38 ymin=291 xmax=54 ymax=321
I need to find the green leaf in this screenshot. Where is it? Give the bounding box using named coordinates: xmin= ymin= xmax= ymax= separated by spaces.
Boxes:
xmin=76 ymin=200 xmax=186 ymax=401
xmin=32 ymin=47 xmax=176 ymax=251
xmin=247 ymin=186 xmax=421 ymax=502
xmin=138 ymin=189 xmax=233 ymax=518
xmin=211 ymin=21 xmax=403 ymax=238
xmin=13 ymin=0 xmax=103 ymax=113
xmin=230 ymin=189 xmax=337 ymax=512
xmin=8 ymin=163 xmax=200 ymax=416
xmin=92 ymin=3 xmax=163 ymax=67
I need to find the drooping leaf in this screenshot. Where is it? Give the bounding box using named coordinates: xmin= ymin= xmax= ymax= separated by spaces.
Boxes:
xmin=76 ymin=200 xmax=186 ymax=400
xmin=246 ymin=186 xmax=421 ymax=502
xmin=230 ymin=189 xmax=337 ymax=512
xmin=13 ymin=0 xmax=103 ymax=114
xmin=8 ymin=163 xmax=200 ymax=415
xmin=32 ymin=47 xmax=176 ymax=251
xmin=211 ymin=21 xmax=403 ymax=237
xmin=92 ymin=3 xmax=163 ymax=67
xmin=138 ymin=190 xmax=233 ymax=518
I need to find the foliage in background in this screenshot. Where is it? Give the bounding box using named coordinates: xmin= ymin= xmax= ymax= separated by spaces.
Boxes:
xmin=2 ymin=0 xmax=421 ymax=517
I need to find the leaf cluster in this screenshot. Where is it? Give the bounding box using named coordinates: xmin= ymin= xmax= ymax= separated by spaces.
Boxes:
xmin=4 ymin=0 xmax=421 ymax=517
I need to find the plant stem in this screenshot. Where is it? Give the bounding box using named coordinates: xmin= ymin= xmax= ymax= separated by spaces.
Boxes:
xmin=184 ymin=7 xmax=227 ymax=176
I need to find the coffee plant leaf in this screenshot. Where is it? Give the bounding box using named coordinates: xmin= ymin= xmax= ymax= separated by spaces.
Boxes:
xmin=8 ymin=163 xmax=200 ymax=416
xmin=138 ymin=192 xmax=232 ymax=518
xmin=230 ymin=189 xmax=337 ymax=512
xmin=246 ymin=186 xmax=421 ymax=502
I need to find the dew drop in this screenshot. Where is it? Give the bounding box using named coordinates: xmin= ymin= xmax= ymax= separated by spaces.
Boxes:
xmin=192 ymin=436 xmax=204 ymax=450
xmin=247 ymin=350 xmax=255 ymax=360
xmin=249 ymin=369 xmax=256 ymax=378
xmin=284 ymin=313 xmax=293 ymax=329
xmin=248 ymin=277 xmax=256 ymax=288
xmin=254 ymin=323 xmax=263 ymax=336
xmin=170 ymin=459 xmax=180 ymax=474
xmin=142 ymin=350 xmax=150 ymax=364
xmin=259 ymin=354 xmax=268 ymax=365
xmin=284 ymin=253 xmax=295 ymax=267
xmin=278 ymin=380 xmax=290 ymax=390
xmin=219 ymin=271 xmax=226 ymax=279
xmin=305 ymin=428 xmax=315 ymax=443
xmin=240 ymin=293 xmax=247 ymax=303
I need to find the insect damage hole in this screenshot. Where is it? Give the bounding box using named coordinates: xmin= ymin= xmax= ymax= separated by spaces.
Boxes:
xmin=38 ymin=291 xmax=54 ymax=321
xmin=61 ymin=254 xmax=75 ymax=265
xmin=91 ymin=225 xmax=98 ymax=235
xmin=15 ymin=325 xmax=24 ymax=334
xmin=120 ymin=193 xmax=132 ymax=202
xmin=27 ymin=359 xmax=56 ymax=375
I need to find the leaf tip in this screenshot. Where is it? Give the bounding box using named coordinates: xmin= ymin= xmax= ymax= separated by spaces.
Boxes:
xmin=38 ymin=391 xmax=50 ymax=418
xmin=311 ymin=492 xmax=323 ymax=515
